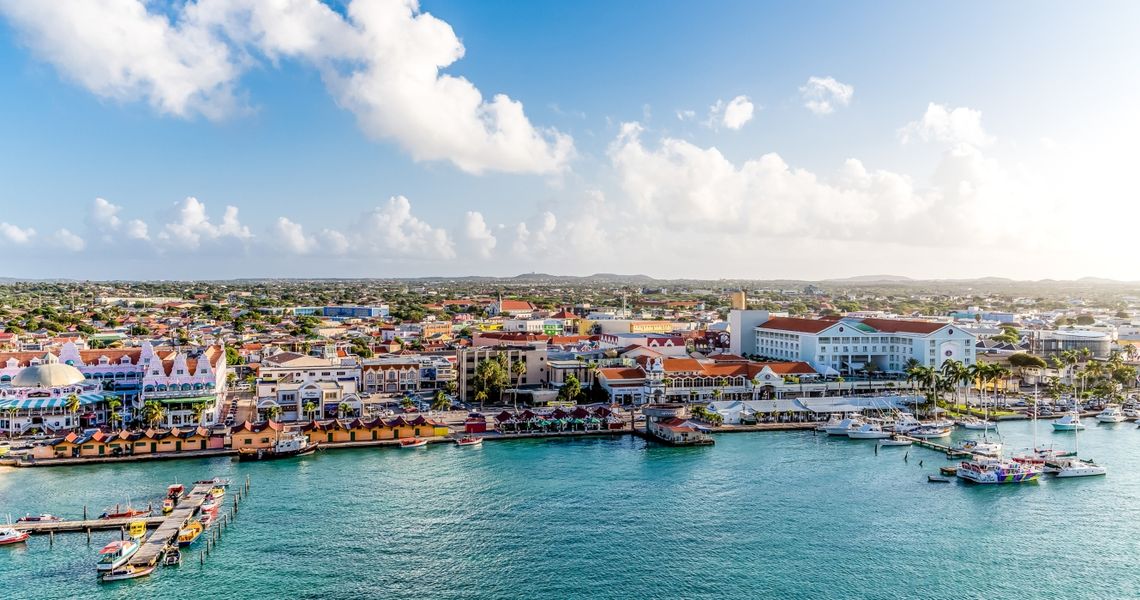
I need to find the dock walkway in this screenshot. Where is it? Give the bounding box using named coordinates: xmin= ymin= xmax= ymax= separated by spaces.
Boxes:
xmin=128 ymin=482 xmax=215 ymax=567
xmin=896 ymin=435 xmax=973 ymax=459
xmin=14 ymin=515 xmax=165 ymax=534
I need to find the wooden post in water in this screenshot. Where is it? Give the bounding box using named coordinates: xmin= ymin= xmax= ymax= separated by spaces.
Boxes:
xmin=49 ymin=531 xmax=54 ymax=547
xmin=86 ymin=527 xmax=91 ymax=544
xmin=200 ymin=551 xmax=204 ymax=565
xmin=120 ymin=526 xmax=124 ymax=541
xmin=83 ymin=505 xmax=87 ymax=520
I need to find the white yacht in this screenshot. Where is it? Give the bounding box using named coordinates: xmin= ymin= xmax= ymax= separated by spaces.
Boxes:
xmin=958 ymin=417 xmax=996 ymax=430
xmin=890 ymin=413 xmax=923 ymax=434
xmin=847 ymin=422 xmax=893 ymax=439
xmin=823 ymin=416 xmax=864 ymax=436
xmin=1051 ymin=457 xmax=1107 ymax=478
xmin=954 ymin=439 xmax=1003 ymax=457
xmin=1052 ymin=411 xmax=1085 ymax=431
xmin=909 ymin=425 xmax=953 ymax=439
xmin=1096 ymin=405 xmax=1126 ymax=423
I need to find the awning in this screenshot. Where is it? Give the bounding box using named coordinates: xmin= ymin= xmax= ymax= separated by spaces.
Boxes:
xmin=0 ymin=393 xmax=103 ymax=410
xmin=156 ymin=395 xmax=217 ymax=405
xmin=797 ymin=399 xmax=866 ymax=414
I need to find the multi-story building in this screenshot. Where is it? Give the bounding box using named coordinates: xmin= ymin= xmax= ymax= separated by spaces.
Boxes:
xmin=256 ymin=352 xmax=362 ymax=421
xmin=456 ymin=345 xmax=549 ymax=402
xmin=292 ymin=305 xmax=389 ymax=320
xmin=751 ymin=315 xmax=976 ymax=374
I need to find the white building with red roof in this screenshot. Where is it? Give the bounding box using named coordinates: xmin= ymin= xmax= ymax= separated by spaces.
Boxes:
xmin=750 ymin=314 xmax=976 ymax=375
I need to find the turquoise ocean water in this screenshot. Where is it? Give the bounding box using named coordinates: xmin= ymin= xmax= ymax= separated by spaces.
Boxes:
xmin=2 ymin=419 xmax=1140 ymax=600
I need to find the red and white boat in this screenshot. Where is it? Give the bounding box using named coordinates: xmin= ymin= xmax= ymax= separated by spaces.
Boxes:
xmin=400 ymin=438 xmax=428 ymax=448
xmin=455 ymin=436 xmax=483 ymax=447
xmin=0 ymin=526 xmax=30 ymax=545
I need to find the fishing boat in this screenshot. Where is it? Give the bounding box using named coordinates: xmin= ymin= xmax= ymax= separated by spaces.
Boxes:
xmin=953 ymin=439 xmax=1003 ymax=457
xmin=1052 ymin=411 xmax=1085 ymax=431
xmin=890 ymin=413 xmax=923 ymax=434
xmin=16 ymin=513 xmax=61 ymax=523
xmin=201 ymin=495 xmax=220 ymax=514
xmin=909 ymin=425 xmax=952 ymax=439
xmin=877 ymin=437 xmax=912 ymax=447
xmin=209 ymin=486 xmax=226 ymax=500
xmin=1052 ymin=457 xmax=1107 ymax=478
xmin=167 ymin=483 xmax=185 ymax=497
xmin=956 ymin=457 xmax=1042 ymax=484
xmin=237 ymin=432 xmax=317 ymax=461
xmin=822 ymin=417 xmax=865 ymax=436
xmin=455 ymin=436 xmax=483 ymax=447
xmin=0 ymin=526 xmax=29 ymax=546
xmin=847 ymin=423 xmax=893 ymax=439
xmin=101 ymin=564 xmax=156 ymax=582
xmin=0 ymin=441 xmax=10 ymax=457
xmin=1096 ymin=405 xmax=1126 ymax=423
xmin=161 ymin=498 xmax=175 ymax=514
xmin=100 ymin=504 xmax=150 ymax=520
xmin=177 ymin=520 xmax=204 ymax=547
xmin=96 ymin=540 xmax=140 ymax=572
xmin=400 ymin=437 xmax=429 ymax=448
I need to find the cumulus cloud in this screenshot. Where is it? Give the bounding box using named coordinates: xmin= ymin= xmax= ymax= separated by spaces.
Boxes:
xmin=347 ymin=196 xmax=454 ymax=259
xmin=708 ymin=95 xmax=755 ymax=130
xmin=156 ymin=197 xmax=252 ymax=250
xmin=512 ymin=211 xmax=557 ymax=255
xmin=0 ymin=222 xmax=35 ymax=244
xmin=800 ymin=76 xmax=854 ymax=115
xmin=53 ymin=228 xmax=85 ymax=251
xmin=89 ymin=197 xmax=149 ymax=242
xmin=462 ymin=212 xmax=496 ymax=259
xmin=273 ymin=217 xmax=316 ymax=255
xmin=0 ymin=0 xmax=238 ymax=119
xmin=900 ymin=102 xmax=994 ymax=146
xmin=0 ymin=0 xmax=572 ymax=174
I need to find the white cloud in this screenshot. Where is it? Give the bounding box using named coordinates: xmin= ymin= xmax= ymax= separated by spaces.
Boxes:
xmin=0 ymin=222 xmax=35 ymax=244
xmin=0 ymin=0 xmax=238 ymax=119
xmin=462 ymin=211 xmax=496 ymax=259
xmin=708 ymin=95 xmax=755 ymax=130
xmin=348 ymin=195 xmax=454 ymax=259
xmin=273 ymin=217 xmax=316 ymax=255
xmin=53 ymin=228 xmax=85 ymax=251
xmin=512 ymin=211 xmax=557 ymax=255
xmin=0 ymin=0 xmax=573 ymax=174
xmin=89 ymin=197 xmax=149 ymax=241
xmin=900 ymin=102 xmax=994 ymax=146
xmin=156 ymin=197 xmax=252 ymax=250
xmin=675 ymin=109 xmax=696 ymax=121
xmin=800 ymin=76 xmax=854 ymax=115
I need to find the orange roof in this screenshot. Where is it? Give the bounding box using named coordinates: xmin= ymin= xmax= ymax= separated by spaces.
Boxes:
xmin=499 ymin=300 xmax=535 ymax=311
xmin=661 ymin=358 xmax=703 ymax=373
xmin=758 ymin=317 xmax=835 ymax=334
xmin=598 ymin=367 xmax=645 ymax=380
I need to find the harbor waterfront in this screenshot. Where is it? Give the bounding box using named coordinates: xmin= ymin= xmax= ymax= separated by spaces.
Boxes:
xmin=3 ymin=420 xmax=1140 ymax=599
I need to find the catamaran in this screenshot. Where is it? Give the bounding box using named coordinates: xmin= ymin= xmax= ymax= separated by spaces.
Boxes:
xmin=956 ymin=457 xmax=1042 ymax=484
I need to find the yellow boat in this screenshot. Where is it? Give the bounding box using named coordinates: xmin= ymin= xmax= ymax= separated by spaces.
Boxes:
xmin=209 ymin=487 xmax=225 ymax=500
xmin=177 ymin=521 xmax=203 ymax=547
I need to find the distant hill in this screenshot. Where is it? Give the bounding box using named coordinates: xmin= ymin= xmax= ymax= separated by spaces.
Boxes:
xmin=823 ymin=274 xmax=914 ymax=283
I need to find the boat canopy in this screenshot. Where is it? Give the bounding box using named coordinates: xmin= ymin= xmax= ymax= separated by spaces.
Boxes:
xmin=99 ymin=541 xmax=131 ymax=554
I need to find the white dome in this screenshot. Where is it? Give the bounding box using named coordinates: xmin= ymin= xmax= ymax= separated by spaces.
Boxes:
xmin=11 ymin=363 xmax=86 ymax=388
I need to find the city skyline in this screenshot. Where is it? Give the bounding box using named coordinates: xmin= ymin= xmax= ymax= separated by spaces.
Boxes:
xmin=1 ymin=1 xmax=1137 ymax=281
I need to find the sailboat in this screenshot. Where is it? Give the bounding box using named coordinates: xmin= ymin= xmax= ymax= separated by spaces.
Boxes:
xmin=1051 ymin=402 xmax=1106 ymax=478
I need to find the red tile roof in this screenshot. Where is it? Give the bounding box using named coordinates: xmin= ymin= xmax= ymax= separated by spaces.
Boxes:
xmin=758 ymin=317 xmax=835 ymax=334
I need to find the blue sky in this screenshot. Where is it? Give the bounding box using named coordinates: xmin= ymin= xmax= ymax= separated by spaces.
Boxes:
xmin=0 ymin=0 xmax=1137 ymax=280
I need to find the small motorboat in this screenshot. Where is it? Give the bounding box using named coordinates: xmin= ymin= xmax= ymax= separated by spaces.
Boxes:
xmin=953 ymin=439 xmax=1003 ymax=457
xmin=167 ymin=484 xmax=185 ymax=498
xmin=193 ymin=477 xmax=230 ymax=487
xmin=200 ymin=512 xmax=215 ymax=528
xmin=96 ymin=540 xmax=140 ymax=572
xmin=163 ymin=548 xmax=181 ymax=566
xmin=939 ymin=465 xmax=959 ymax=476
xmin=0 ymin=526 xmax=30 ymax=546
xmin=209 ymin=486 xmax=226 ymax=500
xmin=877 ymin=437 xmax=912 ymax=447
xmin=821 ymin=417 xmax=864 ymax=436
xmin=161 ymin=498 xmax=175 ymax=514
xmin=928 ymin=474 xmax=952 ymax=483
xmin=455 ymin=436 xmax=483 ymax=447
xmin=177 ymin=521 xmax=204 ymax=547
xmin=959 ymin=417 xmax=996 ymax=430
xmin=400 ymin=437 xmax=429 ymax=448
xmin=201 ymin=496 xmax=220 ymax=514
xmin=17 ymin=514 xmax=62 ymax=523
xmin=101 ymin=563 xmax=156 ymax=582
xmin=237 ymin=433 xmax=318 ymax=461
xmin=909 ymin=425 xmax=952 ymax=439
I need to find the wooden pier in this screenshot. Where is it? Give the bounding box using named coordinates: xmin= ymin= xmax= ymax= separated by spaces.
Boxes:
xmin=14 ymin=515 xmax=165 ymax=534
xmin=127 ymin=482 xmax=216 ymax=567
xmin=896 ymin=435 xmax=973 ymax=459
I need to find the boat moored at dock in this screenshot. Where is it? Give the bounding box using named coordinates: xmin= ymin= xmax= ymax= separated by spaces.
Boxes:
xmin=237 ymin=432 xmax=317 ymax=461
xmin=847 ymin=422 xmax=892 ymax=439
xmin=1052 ymin=411 xmax=1085 ymax=431
xmin=96 ymin=540 xmax=140 ymax=572
xmin=1096 ymin=405 xmax=1126 ymax=423
xmin=956 ymin=458 xmax=1042 ymax=484
xmin=101 ymin=563 xmax=156 ymax=582
xmin=17 ymin=513 xmax=62 ymax=523
xmin=1051 ymin=457 xmax=1107 ymax=478
xmin=400 ymin=437 xmax=429 ymax=448
xmin=0 ymin=525 xmax=30 ymax=545
xmin=455 ymin=436 xmax=483 ymax=447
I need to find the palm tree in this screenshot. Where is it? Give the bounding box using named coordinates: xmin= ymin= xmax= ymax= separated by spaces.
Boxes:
xmin=190 ymin=402 xmax=208 ymax=426
xmin=6 ymin=407 xmax=18 ymax=439
xmin=141 ymin=399 xmax=165 ymax=429
xmin=511 ymin=360 xmax=526 ymax=413
xmin=265 ymin=404 xmax=283 ymax=422
xmin=65 ymin=392 xmax=81 ymax=432
xmin=432 ymin=389 xmax=451 ymax=411
xmin=105 ymin=395 xmax=122 ymax=430
xmin=751 ymin=376 xmax=761 ymax=400
xmin=303 ymin=401 xmax=317 ymax=422
xmin=337 ymin=402 xmax=352 ymax=419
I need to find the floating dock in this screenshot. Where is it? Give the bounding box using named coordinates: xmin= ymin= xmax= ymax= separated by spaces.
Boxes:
xmin=896 ymin=435 xmax=973 ymax=459
xmin=127 ymin=482 xmax=216 ymax=567
xmin=14 ymin=515 xmax=165 ymax=534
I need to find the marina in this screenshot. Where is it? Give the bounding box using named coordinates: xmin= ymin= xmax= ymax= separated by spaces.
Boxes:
xmin=1 ymin=419 xmax=1136 ymax=598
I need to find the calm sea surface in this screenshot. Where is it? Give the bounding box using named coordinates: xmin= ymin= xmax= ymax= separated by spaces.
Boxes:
xmin=2 ymin=419 xmax=1139 ymax=600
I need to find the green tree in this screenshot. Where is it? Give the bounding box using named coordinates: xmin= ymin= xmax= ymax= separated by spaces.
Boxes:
xmin=432 ymin=390 xmax=451 ymax=411
xmin=265 ymin=404 xmax=284 ymax=422
xmin=105 ymin=395 xmax=122 ymax=430
xmin=557 ymin=374 xmax=583 ymax=404
xmin=141 ymin=400 xmax=165 ymax=428
xmin=65 ymin=393 xmax=81 ymax=432
xmin=225 ymin=346 xmax=242 ymax=366
xmin=303 ymin=401 xmax=318 ymax=421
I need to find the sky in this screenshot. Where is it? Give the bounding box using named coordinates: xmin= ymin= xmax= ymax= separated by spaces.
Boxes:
xmin=0 ymin=0 xmax=1138 ymax=281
